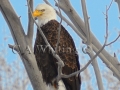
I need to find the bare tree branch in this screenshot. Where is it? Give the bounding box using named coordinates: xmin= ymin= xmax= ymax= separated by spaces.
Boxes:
xmin=8 ymin=44 xmax=19 ymax=53
xmin=0 ymin=0 xmax=47 ymax=90
xmin=57 ymin=0 xmax=120 ymax=80
xmin=107 ymin=0 xmax=114 ymax=11
xmin=27 ymin=0 xmax=34 ymax=47
xmin=84 ymin=2 xmax=116 ymax=88
xmin=81 ymin=0 xmax=104 ymax=89
xmin=105 ymin=0 xmax=120 ymax=45
xmin=54 ymin=0 xmax=62 ymax=54
xmin=81 ymin=0 xmax=91 ymax=45
xmin=86 ymin=47 xmax=104 ymax=90
xmin=106 ymin=33 xmax=120 ymax=46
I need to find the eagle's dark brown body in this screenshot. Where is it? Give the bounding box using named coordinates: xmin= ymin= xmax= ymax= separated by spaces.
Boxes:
xmin=34 ymin=20 xmax=81 ymax=90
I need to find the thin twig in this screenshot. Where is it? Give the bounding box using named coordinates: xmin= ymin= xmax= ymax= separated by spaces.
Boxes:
xmin=51 ymin=0 xmax=64 ymax=82
xmin=54 ymin=0 xmax=63 ymax=54
xmin=105 ymin=0 xmax=113 ymax=40
xmin=105 ymin=6 xmax=109 ymax=42
xmin=104 ymin=0 xmax=120 ymax=46
xmin=107 ymin=0 xmax=114 ymax=11
xmin=8 ymin=44 xmax=19 ymax=53
xmin=106 ymin=33 xmax=120 ymax=46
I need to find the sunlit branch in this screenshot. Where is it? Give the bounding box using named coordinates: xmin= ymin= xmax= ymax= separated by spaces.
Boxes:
xmin=27 ymin=0 xmax=34 ymax=46
xmin=81 ymin=0 xmax=91 ymax=45
xmin=0 ymin=0 xmax=47 ymax=90
xmin=8 ymin=44 xmax=19 ymax=53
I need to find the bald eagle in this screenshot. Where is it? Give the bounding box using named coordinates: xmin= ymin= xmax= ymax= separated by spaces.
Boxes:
xmin=33 ymin=4 xmax=81 ymax=90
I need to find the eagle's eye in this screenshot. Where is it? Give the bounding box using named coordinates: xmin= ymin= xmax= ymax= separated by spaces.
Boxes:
xmin=41 ymin=9 xmax=45 ymax=12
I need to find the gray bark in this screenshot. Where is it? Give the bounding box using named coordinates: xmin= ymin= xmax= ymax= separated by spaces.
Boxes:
xmin=27 ymin=0 xmax=34 ymax=47
xmin=87 ymin=48 xmax=104 ymax=90
xmin=0 ymin=0 xmax=47 ymax=90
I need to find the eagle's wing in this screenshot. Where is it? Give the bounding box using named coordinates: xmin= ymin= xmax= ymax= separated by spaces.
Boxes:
xmin=41 ymin=20 xmax=81 ymax=90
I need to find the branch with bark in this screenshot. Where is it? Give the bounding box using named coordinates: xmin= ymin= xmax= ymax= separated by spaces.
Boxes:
xmin=0 ymin=0 xmax=47 ymax=90
xmin=81 ymin=0 xmax=103 ymax=89
xmin=27 ymin=0 xmax=34 ymax=48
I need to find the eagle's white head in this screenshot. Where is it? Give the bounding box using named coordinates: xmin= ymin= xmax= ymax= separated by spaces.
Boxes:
xmin=32 ymin=3 xmax=57 ymax=27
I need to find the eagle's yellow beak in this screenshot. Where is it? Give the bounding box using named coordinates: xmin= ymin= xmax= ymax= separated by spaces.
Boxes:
xmin=32 ymin=10 xmax=43 ymax=17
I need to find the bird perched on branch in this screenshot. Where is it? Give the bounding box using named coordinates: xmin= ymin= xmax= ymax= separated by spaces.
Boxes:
xmin=33 ymin=3 xmax=81 ymax=90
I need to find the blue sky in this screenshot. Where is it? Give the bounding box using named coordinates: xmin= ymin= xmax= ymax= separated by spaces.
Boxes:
xmin=0 ymin=0 xmax=120 ymax=90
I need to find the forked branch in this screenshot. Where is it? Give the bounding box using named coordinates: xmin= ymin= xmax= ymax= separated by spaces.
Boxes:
xmin=0 ymin=0 xmax=47 ymax=90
